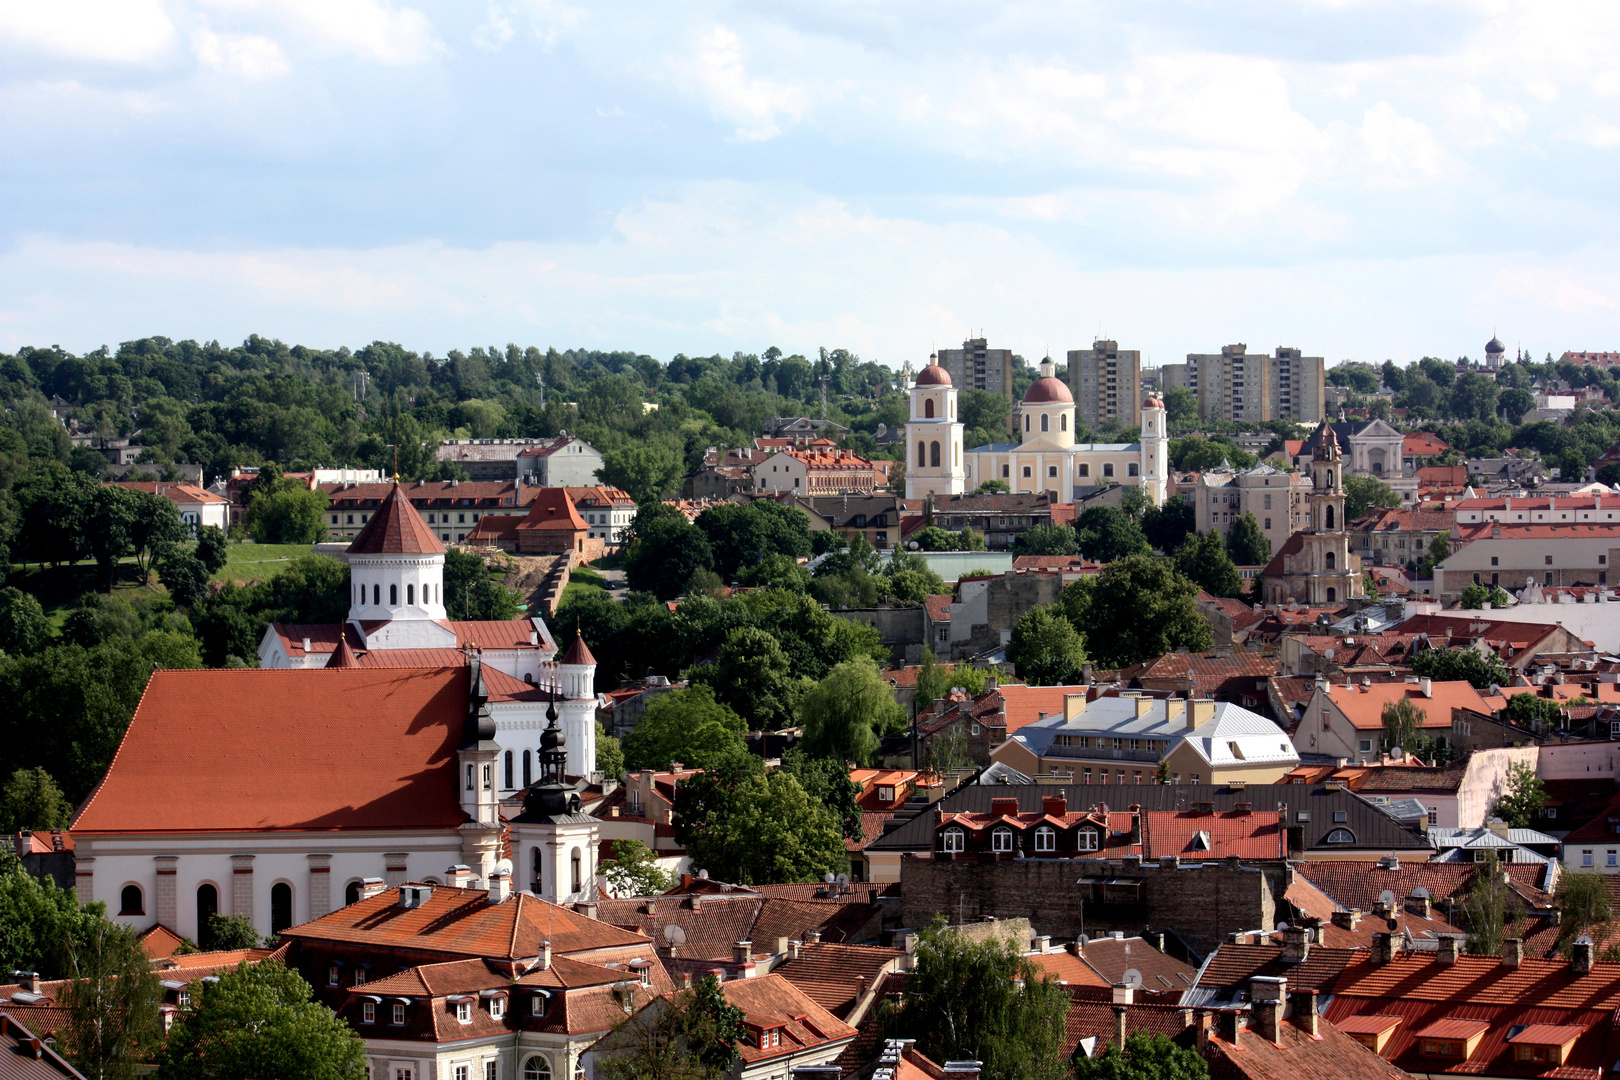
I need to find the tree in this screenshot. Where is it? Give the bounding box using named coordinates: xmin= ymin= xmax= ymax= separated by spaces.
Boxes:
xmin=84 ymin=484 xmax=138 ymax=590
xmin=625 ymin=504 xmax=714 ymax=601
xmin=601 ymin=839 xmax=673 ymax=898
xmin=194 ymin=525 xmax=229 ymax=576
xmin=1173 ymin=531 xmax=1243 ymax=599
xmin=0 ymin=767 xmax=72 ymax=833
xmin=0 ymin=587 xmax=52 ymax=656
xmin=1500 ymin=386 xmax=1535 ymax=424
xmin=914 ymin=648 xmax=987 ymax=710
xmin=972 ymin=479 xmax=1011 ymax=495
xmin=597 ymin=974 xmax=745 ymax=1080
xmin=0 ymin=846 xmax=103 ymax=980
xmin=798 ymin=656 xmax=905 ymax=766
xmin=1456 ymin=851 xmax=1515 ymax=956
xmin=687 ymin=627 xmax=802 ymax=730
xmin=1163 ymin=386 xmax=1197 ymax=426
xmin=155 ymin=960 xmax=366 ymax=1080
xmin=1074 ymin=506 xmax=1151 ymax=562
xmin=1411 ymin=647 xmax=1510 ymax=690
xmin=596 ymin=720 xmax=625 ymax=779
xmin=60 ymin=919 xmax=163 ymax=1080
xmin=733 ymin=553 xmax=810 ymax=591
xmin=1495 ymin=761 xmax=1549 ymax=827
xmin=598 ymin=443 xmax=684 ymax=505
xmin=1380 ymin=698 xmax=1428 ymax=756
xmin=780 ymin=750 xmax=864 ymax=840
xmin=203 ymin=913 xmax=262 ymax=951
xmin=1344 ymin=475 xmax=1401 ymax=522
xmin=1072 ymin=1032 xmax=1210 ymax=1080
xmin=1502 ymin=692 xmax=1562 ymax=732
xmin=1013 ymin=524 xmax=1079 ymax=557
xmin=1057 ymin=556 xmax=1210 ymax=669
xmin=158 ymin=550 xmax=211 ymax=609
xmin=1224 ymin=512 xmax=1270 ymax=566
xmin=1459 ymin=583 xmax=1512 ymax=609
xmin=1140 ymin=497 xmax=1196 ymax=554
xmin=128 ymin=490 xmax=186 ymax=584
xmin=1006 ymin=606 xmax=1086 ymax=686
xmin=674 ymin=766 xmax=848 ymax=884
xmin=246 ymin=487 xmax=329 ymax=544
xmin=695 ymin=501 xmax=812 ymax=581
xmin=1554 ymin=871 xmax=1613 ymax=954
xmin=890 ymin=918 xmax=1070 ymax=1080
xmin=443 ymin=548 xmax=522 ymax=621
xmin=1419 ymin=533 xmax=1451 ymax=576
xmin=622 ymin=685 xmax=748 ymax=772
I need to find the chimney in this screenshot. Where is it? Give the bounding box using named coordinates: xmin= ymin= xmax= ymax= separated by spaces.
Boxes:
xmin=1129 ymin=813 xmax=1143 ymax=848
xmin=538 ymin=941 xmax=552 ymax=971
xmin=1034 ymin=936 xmax=1052 ymax=954
xmin=1113 ymin=1004 xmax=1129 ymax=1049
xmin=1113 ymin=983 xmax=1135 ymax=1005
xmin=1405 ymin=892 xmax=1432 ymax=919
xmin=1419 ymin=677 xmax=1432 ymax=697
xmin=1065 ymin=694 xmax=1087 ymax=720
xmin=1573 ymin=939 xmax=1594 ymax=975
xmin=1135 ymin=696 xmax=1154 ymax=717
xmin=446 ymin=864 xmax=473 ymax=888
xmin=302 ymin=636 xmax=311 ymax=652
xmin=1195 ymin=1010 xmax=1213 ymax=1052
xmin=1280 ymin=926 xmax=1310 ymax=963
xmin=1290 ymin=989 xmax=1320 ymax=1038
xmin=807 ymin=929 xmax=822 ymax=944
xmin=1252 ymin=997 xmax=1283 ymax=1045
xmin=1331 ymin=909 xmax=1361 ymax=931
xmin=1501 ymin=938 xmax=1523 ymax=969
xmin=1218 ymin=1010 xmax=1244 ymax=1048
xmin=1372 ymin=932 xmax=1401 ymax=965
xmin=1436 ymin=935 xmax=1460 ymax=966
xmin=487 ymin=870 xmax=511 ymax=904
xmin=733 ymin=941 xmax=753 ymax=964
xmin=1042 ymin=794 xmax=1067 ymax=817
xmin=10 ymin=972 xmax=40 ymax=995
xmin=358 ymin=877 xmax=386 ymax=900
xmin=789 ymin=939 xmax=802 ymax=960
xmin=941 ymin=1064 xmax=983 ymax=1080
xmin=775 ymin=936 xmax=790 ymax=956
xmin=856 ymin=974 xmax=868 ymax=999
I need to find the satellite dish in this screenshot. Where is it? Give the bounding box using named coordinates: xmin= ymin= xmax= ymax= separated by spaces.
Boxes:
xmin=1123 ymin=969 xmax=1143 ymax=988
xmin=1413 ymin=886 xmax=1430 ymax=899
xmin=835 ymin=873 xmax=851 ymax=887
xmin=824 ymin=873 xmax=836 ymax=884
xmin=1577 ymin=934 xmax=1595 ymax=946
xmin=1391 ymin=746 xmax=1404 ymax=759
xmin=1076 ymin=934 xmax=1090 ymax=947
xmin=1379 ymin=890 xmax=1396 ymax=905
xmin=1277 ymin=922 xmax=1290 ymax=931
xmin=496 ymin=858 xmax=513 ymax=878
xmin=663 ymin=925 xmax=687 ymax=945
xmin=696 ymin=869 xmax=709 ymax=879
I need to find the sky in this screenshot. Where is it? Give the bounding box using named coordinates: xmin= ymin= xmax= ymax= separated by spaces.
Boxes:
xmin=4 ymin=0 xmax=1620 ymax=371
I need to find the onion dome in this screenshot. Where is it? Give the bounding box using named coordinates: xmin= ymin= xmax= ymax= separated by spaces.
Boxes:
xmin=1022 ymin=376 xmax=1073 ymax=404
xmin=1486 ymin=335 xmax=1505 ymax=355
xmin=1143 ymin=395 xmax=1165 ymax=410
xmin=915 ymin=364 xmax=952 ymax=387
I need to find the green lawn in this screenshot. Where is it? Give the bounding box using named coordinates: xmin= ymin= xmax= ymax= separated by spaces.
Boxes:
xmin=570 ymin=565 xmax=609 ymax=588
xmin=214 ymin=542 xmax=320 ymax=582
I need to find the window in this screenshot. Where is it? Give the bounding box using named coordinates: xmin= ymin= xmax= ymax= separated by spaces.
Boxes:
xmin=390 ymin=584 xmax=398 ymax=605
xmin=120 ymin=884 xmax=143 ymax=915
xmin=1022 ymin=466 xmax=1032 ymax=478
xmin=271 ymin=882 xmax=293 ymax=934
xmin=1428 ymin=807 xmax=1438 ymax=826
xmin=395 ymin=1070 xmax=413 ymax=1080
xmin=345 ymin=880 xmax=362 ymax=906
xmin=942 ymin=828 xmax=965 ymax=853
xmin=1333 ymin=811 xmax=1348 ymax=823
xmin=1264 ymin=518 xmax=1271 ymax=529
xmin=523 ymin=750 xmax=532 ymax=788
xmin=1061 ymin=414 xmax=1068 ymax=431
xmin=1041 ymin=413 xmax=1049 ymax=432
xmin=489 ymin=997 xmax=504 ymax=1020
xmin=1034 ymin=827 xmax=1056 ymax=852
xmin=924 ymin=398 xmax=935 ymax=418
xmin=456 ymin=1000 xmax=472 ymax=1023
xmin=1002 ymin=464 xmax=1010 ymax=478
xmin=482 ymin=763 xmax=492 ymax=790
xmin=1190 ymin=774 xmax=1200 ymax=784
xmin=1082 ymin=769 xmax=1092 ymax=783
xmin=1048 ymin=466 xmax=1057 ymax=478
xmin=455 ymin=1067 xmax=469 ymax=1080
xmin=1103 ymin=463 xmax=1115 ymax=478
xmin=392 ymin=1002 xmax=406 ymax=1025
xmin=504 ymin=751 xmax=513 ymax=789
xmin=1324 ymin=828 xmax=1355 ymax=844
xmin=1491 ymin=556 xmax=1499 ymax=566
xmin=1127 ymin=463 xmax=1138 ymax=477
xmin=1078 ymin=464 xmax=1090 ymax=477
xmin=917 ymin=441 xmax=926 ymax=467
xmin=329 ymin=964 xmax=341 ymax=987
xmin=1608 ymin=851 xmax=1617 ymax=867
xmin=1025 ymin=415 xmax=1031 ymax=432
xmin=487 ymin=1062 xmax=499 ymax=1080
xmin=531 ymin=994 xmax=547 ymax=1016
xmin=1264 ymin=494 xmax=1272 ymax=510
xmin=354 ymin=968 xmax=367 ymax=987
xmin=1358 ymin=740 xmax=1372 ymax=753
xmin=1325 ymin=551 xmax=1335 ymax=570
xmin=1546 ymin=555 xmax=1554 ymax=565
xmin=991 ymin=828 xmax=1014 ymax=853
xmin=571 ymin=849 xmax=582 ymax=894
xmin=363 ymin=1002 xmax=376 ymax=1023
xmin=1078 ymin=829 xmax=1099 ymax=851
xmin=1584 ymin=850 xmax=1594 ymax=867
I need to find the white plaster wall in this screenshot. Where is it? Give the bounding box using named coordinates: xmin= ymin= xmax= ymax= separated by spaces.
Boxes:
xmin=1540 ymin=741 xmax=1620 ymax=781
xmin=1456 ymin=746 xmax=1541 ymax=828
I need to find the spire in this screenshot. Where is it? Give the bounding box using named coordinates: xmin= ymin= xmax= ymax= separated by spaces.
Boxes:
xmin=523 ymin=677 xmax=575 ymax=818
xmin=461 ymin=653 xmax=496 ymax=748
xmin=560 ymin=626 xmax=596 ymax=666
xmin=325 ymin=636 xmax=361 ymax=668
xmin=348 ymin=483 xmax=444 ymax=556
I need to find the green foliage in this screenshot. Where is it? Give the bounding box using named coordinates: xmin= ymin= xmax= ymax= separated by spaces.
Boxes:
xmin=1072 ymin=1032 xmax=1211 ymax=1080
xmin=915 ymin=648 xmax=987 ymax=710
xmin=1554 ymin=872 xmax=1613 ymax=953
xmin=190 ymin=554 xmax=350 ymax=666
xmin=0 ymin=586 xmax=52 ymax=655
xmin=84 ymin=484 xmax=139 ymax=590
xmin=972 ymin=479 xmax=1011 ymax=494
xmin=1006 ymin=606 xmax=1087 ymax=686
xmin=673 ymin=760 xmax=848 ymax=884
xmin=1140 ymin=497 xmax=1196 ymax=554
xmin=1058 ymin=556 xmax=1210 ymax=669
xmin=1224 ymin=512 xmax=1270 ymax=566
xmin=695 ymin=501 xmax=812 ymax=581
xmin=781 ymin=749 xmax=864 ymax=839
xmin=155 ymin=960 xmax=366 ymax=1080
xmin=127 ymin=489 xmax=186 ymax=584
xmin=1344 ymin=474 xmax=1402 ymax=522
xmin=597 ymin=976 xmax=743 ymax=1080
xmin=1162 ymin=386 xmax=1197 ymax=426
xmin=622 ymin=685 xmax=749 ymax=772
xmin=1173 ymin=531 xmax=1243 ymax=599
xmin=1074 ymin=506 xmax=1151 ymax=562
xmin=733 ymin=553 xmax=810 ymax=591
xmin=1456 ymin=851 xmax=1516 ymax=956
xmin=890 ymin=918 xmax=1071 ymax=1080
xmin=1410 ymin=646 xmax=1510 ymax=689
xmin=194 ymin=525 xmax=229 ymax=576
xmin=0 ymin=767 xmax=73 ymax=833
xmin=1419 ymin=532 xmax=1452 ymax=576
xmin=443 ymin=548 xmax=523 ymax=621
xmin=625 ymin=503 xmax=714 ymax=601
xmin=687 ymin=626 xmax=803 ymax=730
xmin=596 ymin=720 xmax=625 ymax=779
xmin=158 ymin=550 xmax=211 ymax=608
xmin=602 ymin=839 xmax=673 ymax=898
xmin=61 ymin=919 xmax=164 ymax=1080
xmin=798 ymin=656 xmax=905 ymax=766
xmin=913 ymin=525 xmax=984 ymax=552
xmin=598 ymin=442 xmax=684 ymax=504
xmin=1013 ymin=524 xmax=1079 ymax=557
xmin=0 ymin=845 xmax=105 ymax=980
xmin=1169 ymin=436 xmax=1253 ymax=472
xmin=203 ymin=913 xmax=263 ymax=951
xmin=1501 ymin=692 xmax=1563 ymax=732
xmin=246 ymin=486 xmax=329 ymax=544
xmin=1495 ymin=761 xmax=1549 ymax=827
xmin=1380 ymin=698 xmax=1429 ymax=756
xmin=1459 ymin=583 xmax=1513 ymax=610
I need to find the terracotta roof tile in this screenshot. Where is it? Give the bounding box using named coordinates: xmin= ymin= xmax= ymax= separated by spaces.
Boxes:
xmin=1295 ymin=860 xmax=1554 ymax=911
xmin=773 ymin=942 xmax=904 ymax=1019
xmin=348 ymin=483 xmax=445 ymax=555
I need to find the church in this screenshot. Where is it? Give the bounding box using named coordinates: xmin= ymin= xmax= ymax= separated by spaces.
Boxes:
xmin=905 ymin=355 xmax=1169 ymax=506
xmin=1259 ymin=423 xmax=1366 ymax=606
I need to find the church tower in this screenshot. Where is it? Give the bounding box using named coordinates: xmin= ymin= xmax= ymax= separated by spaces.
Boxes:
xmin=554 ymin=631 xmax=598 ymax=778
xmin=456 ymin=655 xmax=504 ymax=883
xmin=906 ymin=354 xmax=966 ymax=499
xmin=1140 ymin=395 xmax=1168 ymax=507
xmin=1302 ymin=423 xmax=1362 ymax=605
xmin=346 ymin=483 xmax=447 ymax=624
xmin=507 ymin=696 xmax=599 ymax=905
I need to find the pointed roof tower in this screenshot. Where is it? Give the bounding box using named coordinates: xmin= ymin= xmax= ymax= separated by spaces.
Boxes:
xmin=560 ymin=629 xmax=596 ymax=666
xmin=325 ymin=636 xmax=361 ymax=668
xmin=348 ymin=483 xmax=444 ymax=556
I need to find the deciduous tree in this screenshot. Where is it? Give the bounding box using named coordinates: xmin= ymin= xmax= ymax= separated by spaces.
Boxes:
xmin=1173 ymin=531 xmax=1243 ymax=599
xmin=1006 ymin=606 xmax=1086 ymax=686
xmin=622 ymin=685 xmax=748 ymax=772
xmin=61 ymin=919 xmax=163 ymax=1080
xmin=1224 ymin=512 xmax=1270 ymax=567
xmin=601 ymin=839 xmax=672 ymax=898
xmin=798 ymin=656 xmax=904 ymax=766
xmin=1344 ymin=474 xmax=1401 ymax=522
xmin=1495 ymin=761 xmax=1549 ymax=827
xmin=0 ymin=767 xmax=72 ymax=833
xmin=1410 ymin=647 xmax=1509 ymax=690
xmin=1058 ymin=556 xmax=1210 ymax=669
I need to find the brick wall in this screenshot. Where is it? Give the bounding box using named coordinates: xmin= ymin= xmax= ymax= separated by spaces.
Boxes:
xmin=900 ymin=854 xmax=1283 ymax=956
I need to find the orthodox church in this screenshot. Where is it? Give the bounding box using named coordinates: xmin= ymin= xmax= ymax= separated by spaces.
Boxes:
xmin=1259 ymin=423 xmax=1366 ymax=606
xmin=905 ymin=355 xmax=1169 ymax=506
xmin=258 ymin=483 xmax=599 ymax=781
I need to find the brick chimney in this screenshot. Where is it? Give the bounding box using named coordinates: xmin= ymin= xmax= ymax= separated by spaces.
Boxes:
xmin=1290 ymin=989 xmax=1319 ymax=1038
xmin=1573 ymin=939 xmax=1594 ymax=975
xmin=1113 ymin=984 xmax=1135 ymax=1005
xmin=1405 ymin=891 xmax=1432 ymax=919
xmin=1331 ymin=909 xmax=1362 ymax=931
xmin=1042 ymin=794 xmax=1068 ymax=817
xmin=1280 ymin=925 xmax=1311 ymax=963
xmin=1218 ymin=1010 xmax=1244 ymax=1048
xmin=733 ymin=941 xmax=753 ymax=964
xmin=1249 ymin=977 xmax=1286 ymax=1045
xmin=1112 ymin=1004 xmax=1128 ymax=1049
xmin=1371 ymin=932 xmax=1401 ymax=965
xmin=1436 ymin=935 xmax=1460 ymax=966
xmin=1501 ymin=938 xmax=1523 ymax=969
xmin=537 ymin=941 xmax=552 ymax=971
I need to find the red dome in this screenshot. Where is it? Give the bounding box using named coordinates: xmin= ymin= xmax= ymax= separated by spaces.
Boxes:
xmin=1022 ymin=376 xmax=1073 ymax=404
xmin=1143 ymin=395 xmax=1165 ymax=409
xmin=915 ymin=364 xmax=952 ymax=386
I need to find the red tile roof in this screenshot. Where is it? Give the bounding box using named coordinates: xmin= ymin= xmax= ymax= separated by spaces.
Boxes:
xmin=515 ymin=487 xmax=589 ymax=533
xmin=72 ymin=668 xmax=470 ymax=834
xmin=1294 ymin=859 xmax=1554 ymax=911
xmin=347 ymin=483 xmax=445 ymax=555
xmin=1320 ymin=680 xmax=1493 ymax=731
xmin=107 ymin=480 xmax=229 ymax=505
xmin=560 ymin=633 xmax=596 ymax=666
xmin=1199 ymin=1008 xmax=1411 ymax=1080
xmin=717 ymin=974 xmax=858 ymax=1064
xmin=773 ymin=942 xmax=904 ymax=1019
xmin=1145 ymin=810 xmax=1286 ymax=861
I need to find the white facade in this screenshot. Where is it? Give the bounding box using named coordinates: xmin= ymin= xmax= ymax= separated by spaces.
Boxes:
xmin=960 ymin=400 xmax=1169 ymax=506
xmin=905 ymin=362 xmax=967 ymax=499
xmin=349 ymin=552 xmax=448 ymax=622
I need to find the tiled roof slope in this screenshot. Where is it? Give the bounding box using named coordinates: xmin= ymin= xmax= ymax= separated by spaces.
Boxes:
xmin=347 ymin=482 xmax=445 ymax=555
xmin=72 ymin=668 xmax=469 ymax=834
xmin=1295 ymin=859 xmax=1554 ymax=911
xmin=1198 ymin=1007 xmax=1410 ymax=1080
xmin=773 ymin=942 xmax=904 ymax=1018
xmin=719 ymin=974 xmax=858 ymax=1066
xmin=0 ymin=1011 xmax=86 ymax=1079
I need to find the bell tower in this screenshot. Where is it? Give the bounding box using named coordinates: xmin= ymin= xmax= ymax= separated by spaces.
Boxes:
xmin=905 ymin=354 xmax=966 ymax=499
xmin=1140 ymin=396 xmax=1168 ymax=507
xmin=456 ymin=655 xmax=503 ymax=882
xmin=506 ymin=691 xmax=599 ymax=904
xmin=1302 ymin=423 xmax=1362 ymax=606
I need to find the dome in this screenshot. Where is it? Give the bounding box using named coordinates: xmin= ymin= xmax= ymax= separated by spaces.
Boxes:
xmin=915 ymin=364 xmax=952 ymax=386
xmin=1486 ymin=336 xmax=1505 ymax=354
xmin=1022 ymin=376 xmax=1073 ymax=404
xmin=1143 ymin=395 xmax=1165 ymax=410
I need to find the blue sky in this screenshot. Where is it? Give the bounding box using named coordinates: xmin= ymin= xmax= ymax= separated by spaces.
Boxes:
xmin=4 ymin=0 xmax=1620 ymax=370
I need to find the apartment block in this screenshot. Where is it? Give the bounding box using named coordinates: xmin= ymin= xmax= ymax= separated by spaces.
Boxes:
xmin=936 ymin=337 xmax=1015 ymax=411
xmin=1068 ymin=339 xmax=1142 ymax=430
xmin=1184 ymin=345 xmax=1325 ymax=423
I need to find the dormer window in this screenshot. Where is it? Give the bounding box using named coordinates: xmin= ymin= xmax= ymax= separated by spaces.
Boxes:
xmin=362 ymin=1001 xmax=376 ymax=1023
xmin=177 ymin=989 xmax=191 ymax=1008
xmin=392 ymin=1002 xmax=406 ymax=1025
xmin=1325 ymin=828 xmax=1355 ymax=844
xmin=531 ymin=993 xmax=548 ymax=1016
xmin=991 ymin=828 xmax=1014 ymax=853
xmin=488 ymin=996 xmax=505 ymax=1020
xmin=1034 ymin=826 xmax=1056 ymax=852
xmin=455 ymin=999 xmax=472 ymax=1023
xmin=329 ymin=964 xmax=341 ymax=986
xmin=942 ymin=828 xmax=965 ymax=853
xmin=878 ymin=786 xmax=895 ymax=802
xmin=1078 ymin=829 xmax=1099 ymax=851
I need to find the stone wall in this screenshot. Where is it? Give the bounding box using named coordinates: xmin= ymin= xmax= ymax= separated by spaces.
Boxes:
xmin=899 ymin=854 xmax=1283 ymax=956
xmin=950 ymin=572 xmax=1066 ymax=660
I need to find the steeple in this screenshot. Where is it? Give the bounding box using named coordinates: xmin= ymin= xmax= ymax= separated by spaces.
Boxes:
xmin=462 ymin=653 xmax=497 ymax=748
xmin=523 ymin=681 xmax=577 ymax=819
xmin=348 ymin=483 xmax=444 ymax=556
xmin=345 ymin=482 xmax=448 ymax=624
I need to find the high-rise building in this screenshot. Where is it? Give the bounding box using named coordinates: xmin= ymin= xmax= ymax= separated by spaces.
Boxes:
xmin=1183 ymin=344 xmax=1324 ymax=423
xmin=935 ymin=338 xmax=1015 ymax=411
xmin=1067 ymin=340 xmax=1142 ymax=430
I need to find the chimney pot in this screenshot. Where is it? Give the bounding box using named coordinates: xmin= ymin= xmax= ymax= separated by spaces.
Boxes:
xmin=487 ymin=870 xmax=511 ymax=905
xmin=1573 ymin=939 xmax=1595 ymax=975
xmin=1437 ymin=935 xmax=1460 ymax=966
xmin=1290 ymin=989 xmax=1320 ymax=1038
xmin=1502 ymin=938 xmax=1523 ymax=968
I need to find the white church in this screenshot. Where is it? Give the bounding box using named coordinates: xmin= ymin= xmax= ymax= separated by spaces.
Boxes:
xmin=71 ymin=484 xmax=606 ymax=942
xmin=906 ymin=355 xmax=1169 ymax=507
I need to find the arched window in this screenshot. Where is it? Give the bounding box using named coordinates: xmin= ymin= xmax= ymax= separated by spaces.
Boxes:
xmin=345 ymin=880 xmax=362 ymax=906
xmin=1325 ymin=506 xmax=1335 ymax=529
xmin=523 ymin=750 xmax=532 ymax=788
xmin=524 ymin=1056 xmax=552 ymax=1080
xmin=1078 ymin=829 xmax=1099 ymax=851
xmin=1325 ymin=551 xmax=1335 ymax=570
xmin=991 ymin=828 xmax=1014 ymax=853
xmin=917 ymin=441 xmax=926 ymax=467
xmin=389 ymin=584 xmax=398 ymax=606
xmin=1078 ymin=464 xmax=1090 ymax=477
xmin=1041 ymin=413 xmax=1049 ymax=432
xmin=1102 ymin=463 xmax=1115 ymax=478
xmin=1034 ymin=827 xmax=1056 ymax=853
xmin=570 ymin=848 xmax=582 ymax=894
xmin=372 ymin=584 xmax=380 ymax=605
xmin=196 ymin=883 xmax=218 ymax=936
xmin=1024 ymin=414 xmax=1031 ymax=432
xmin=407 ymin=584 xmax=414 ymax=605
xmin=120 ymin=884 xmax=144 ymax=915
xmin=924 ymin=398 xmax=935 ymax=419
xmin=531 ymin=847 xmax=544 ymax=895
xmin=930 ymin=442 xmax=941 ymax=468
xmin=1327 ymin=471 xmax=1334 ymax=487
xmin=271 ymin=882 xmax=293 ymax=933
xmin=1128 ymin=463 xmax=1139 ymax=477
xmin=1326 ymin=587 xmax=1337 ymax=602
xmin=504 ymin=750 xmax=513 ymax=789
xmin=1060 ymin=414 xmax=1068 ymax=432
xmin=1324 ymin=828 xmax=1355 ymax=844
xmin=942 ymin=828 xmax=965 ymax=853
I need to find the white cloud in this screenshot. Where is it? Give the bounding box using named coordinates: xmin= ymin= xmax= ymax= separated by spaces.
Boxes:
xmin=1354 ymin=101 xmax=1449 ymax=188
xmin=196 ymin=0 xmax=440 ymax=65
xmin=193 ymin=29 xmax=290 ymax=80
xmin=679 ymin=24 xmax=808 ymax=141
xmin=471 ymin=2 xmax=513 ymax=51
xmin=0 ymin=0 xmax=176 ymax=63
